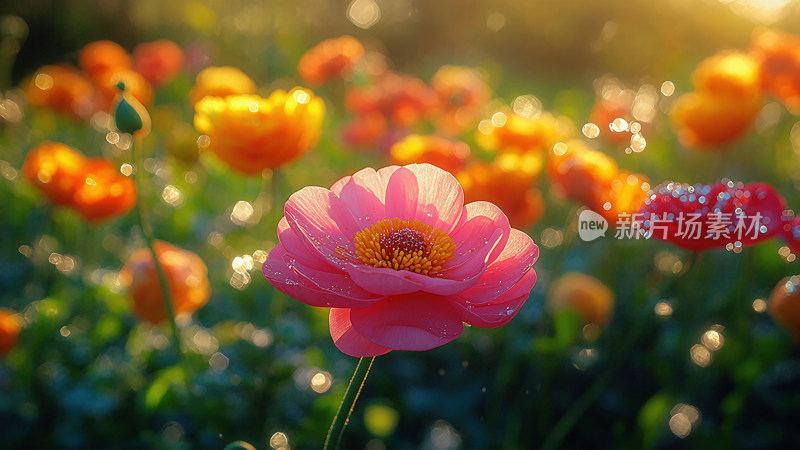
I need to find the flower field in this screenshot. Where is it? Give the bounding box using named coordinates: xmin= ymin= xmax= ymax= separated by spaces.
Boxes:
xmin=2 ymin=1 xmax=800 ymax=449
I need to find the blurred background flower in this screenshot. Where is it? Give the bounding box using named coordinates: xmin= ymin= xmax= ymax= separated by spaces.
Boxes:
xmin=120 ymin=241 xmax=211 ymax=324
xmin=193 ymin=88 xmax=325 ymax=174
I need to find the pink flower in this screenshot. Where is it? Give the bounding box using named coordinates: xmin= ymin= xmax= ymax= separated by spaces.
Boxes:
xmin=262 ymin=163 xmax=539 ymax=357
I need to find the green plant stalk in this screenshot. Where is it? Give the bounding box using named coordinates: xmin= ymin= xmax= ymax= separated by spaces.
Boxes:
xmin=130 ymin=138 xmax=186 ymax=372
xmin=539 ymin=251 xmax=699 ymax=450
xmin=539 ymin=302 xmax=651 ymax=450
xmin=323 ymin=356 xmax=376 ymax=450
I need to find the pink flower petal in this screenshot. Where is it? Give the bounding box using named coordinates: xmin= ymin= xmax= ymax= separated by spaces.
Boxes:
xmin=450 ymin=268 xmax=537 ymax=328
xmin=336 ymin=166 xmax=399 ymax=231
xmin=263 ymin=244 xmax=381 ymax=308
xmin=344 ymin=266 xmax=425 ymax=295
xmin=289 ymin=258 xmax=383 ymax=305
xmin=284 ymin=186 xmax=360 ymax=265
xmin=330 ymin=308 xmax=392 ymax=357
xmin=349 ymin=293 xmax=464 ymax=351
xmin=455 ymin=229 xmax=539 ymax=304
xmin=277 ymin=217 xmax=335 ymax=271
xmin=329 ymin=175 xmax=352 ymax=196
xmin=444 ymin=201 xmax=511 ymax=276
xmin=384 ymin=164 xmax=465 ymax=234
xmin=345 ymin=263 xmax=473 ymax=296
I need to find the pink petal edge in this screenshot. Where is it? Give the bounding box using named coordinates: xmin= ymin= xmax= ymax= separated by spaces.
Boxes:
xmin=330 ymin=308 xmax=392 ymax=357
xmin=450 ymin=268 xmax=538 ymax=328
xmin=349 ymin=293 xmax=464 ymax=351
xmin=455 ymin=229 xmax=539 ymax=305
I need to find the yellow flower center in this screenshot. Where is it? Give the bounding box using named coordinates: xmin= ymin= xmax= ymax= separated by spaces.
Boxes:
xmin=354 ymin=218 xmax=456 ymax=276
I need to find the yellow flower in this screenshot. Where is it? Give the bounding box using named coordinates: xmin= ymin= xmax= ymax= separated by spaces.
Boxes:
xmin=389 ymin=134 xmax=470 ymax=174
xmin=189 ymin=66 xmax=256 ymax=106
xmin=194 ymin=88 xmax=325 ymax=175
xmin=476 ymin=110 xmax=573 ymax=154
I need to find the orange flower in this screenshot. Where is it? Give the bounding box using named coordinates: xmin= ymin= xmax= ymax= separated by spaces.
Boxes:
xmin=26 ymin=65 xmax=96 ymax=120
xmin=598 ymin=171 xmax=650 ymax=223
xmin=193 ymin=88 xmax=325 ymax=174
xmin=22 ymin=142 xmax=136 ymax=222
xmin=458 ymin=152 xmax=545 ymax=228
xmin=769 ymin=275 xmax=800 ymax=343
xmin=671 ymin=51 xmax=763 ymax=149
xmin=345 ymin=71 xmax=438 ymax=128
xmin=188 ymin=66 xmax=256 ymax=106
xmin=79 ymin=40 xmax=132 ymax=82
xmin=548 ymin=272 xmax=614 ymax=327
xmin=589 ymin=96 xmax=632 ymax=145
xmin=0 ymin=308 xmax=22 ymax=356
xmin=341 ymin=113 xmax=387 ymax=147
xmin=547 ymin=140 xmax=648 ymax=222
xmin=22 ymin=142 xmax=88 ymax=206
xmin=750 ymin=28 xmax=800 ymax=113
xmin=430 ymin=65 xmax=491 ymax=134
xmin=692 ymin=52 xmax=761 ymax=99
xmin=476 ymin=110 xmax=573 ymax=154
xmin=94 ymin=69 xmax=153 ymax=112
xmin=547 ymin=140 xmax=618 ymax=207
xmin=133 ymin=39 xmax=184 ymax=87
xmin=71 ymin=160 xmax=136 ymax=222
xmin=389 ymin=135 xmax=470 ymax=174
xmin=298 ymin=35 xmax=364 ymax=86
xmin=671 ymin=91 xmax=762 ymax=148
xmin=120 ymin=241 xmax=211 ymax=324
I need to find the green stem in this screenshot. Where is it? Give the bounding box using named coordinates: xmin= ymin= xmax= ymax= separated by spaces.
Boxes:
xmin=261 ymin=168 xmax=279 ymax=231
xmin=323 ymin=356 xmax=376 ymax=450
xmin=538 ymin=251 xmax=699 ymax=450
xmin=539 ymin=301 xmax=651 ymax=450
xmin=130 ymin=138 xmax=186 ymax=372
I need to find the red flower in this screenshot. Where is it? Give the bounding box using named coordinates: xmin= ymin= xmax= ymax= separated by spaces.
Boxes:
xmin=298 ymin=36 xmax=365 ymax=86
xmin=133 ymin=39 xmax=185 ymax=87
xmin=345 ymin=71 xmax=438 ymax=129
xmin=637 ymin=180 xmax=786 ymax=251
xmin=262 ymin=164 xmax=539 ymax=357
xmin=430 ymin=65 xmax=491 ymax=135
xmin=340 ymin=113 xmax=387 ymax=148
